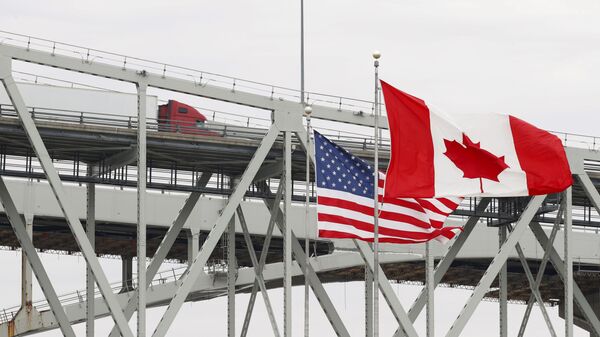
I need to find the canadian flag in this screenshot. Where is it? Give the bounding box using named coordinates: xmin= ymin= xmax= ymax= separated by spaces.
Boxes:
xmin=380 ymin=80 xmax=573 ymax=198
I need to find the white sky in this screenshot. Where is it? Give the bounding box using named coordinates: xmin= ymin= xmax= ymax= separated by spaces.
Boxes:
xmin=1 ymin=1 xmax=599 ymax=336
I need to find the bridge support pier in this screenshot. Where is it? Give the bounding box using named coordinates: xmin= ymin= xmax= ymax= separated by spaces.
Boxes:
xmin=227 ymin=216 xmax=236 ymax=337
xmin=0 ymin=176 xmax=75 ymax=337
xmin=499 ymin=225 xmax=507 ymax=337
xmin=86 ymin=179 xmax=95 ymax=337
xmin=187 ymin=230 xmax=199 ymax=266
xmin=0 ymin=54 xmax=134 ymax=337
xmin=122 ymin=256 xmax=133 ymax=292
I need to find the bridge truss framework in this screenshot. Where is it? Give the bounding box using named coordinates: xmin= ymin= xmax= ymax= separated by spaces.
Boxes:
xmin=0 ymin=32 xmax=599 ymax=337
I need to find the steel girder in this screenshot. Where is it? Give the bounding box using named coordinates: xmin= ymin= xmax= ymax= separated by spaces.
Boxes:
xmin=0 ymin=44 xmax=384 ymax=128
xmin=0 ymin=251 xmax=413 ymax=337
xmin=0 ymin=55 xmax=135 ymax=337
xmin=0 ymin=176 xmax=76 ymax=337
xmin=445 ymin=195 xmax=546 ymax=337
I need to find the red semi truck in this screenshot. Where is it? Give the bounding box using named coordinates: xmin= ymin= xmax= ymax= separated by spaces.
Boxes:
xmin=0 ymin=83 xmax=220 ymax=136
xmin=158 ymin=99 xmax=216 ymax=135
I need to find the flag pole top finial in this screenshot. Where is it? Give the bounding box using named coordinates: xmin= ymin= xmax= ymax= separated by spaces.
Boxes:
xmin=372 ymin=50 xmax=381 ymax=59
xmin=304 ymin=106 xmax=313 ymax=116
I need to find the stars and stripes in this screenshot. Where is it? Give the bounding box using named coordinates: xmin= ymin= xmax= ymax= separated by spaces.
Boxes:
xmin=315 ymin=131 xmax=463 ymax=244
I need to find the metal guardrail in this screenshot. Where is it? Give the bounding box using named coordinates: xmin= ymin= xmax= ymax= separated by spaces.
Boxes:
xmin=0 ymin=104 xmax=390 ymax=151
xmin=0 ymin=265 xmax=190 ymax=324
xmin=0 ymin=30 xmax=378 ymax=117
xmin=1 ymin=30 xmax=597 ymax=151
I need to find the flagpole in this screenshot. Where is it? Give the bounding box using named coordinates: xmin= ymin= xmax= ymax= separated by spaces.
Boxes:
xmin=372 ymin=50 xmax=381 ymax=337
xmin=300 ymin=1 xmax=309 ymax=335
xmin=304 ymin=105 xmax=312 ymax=337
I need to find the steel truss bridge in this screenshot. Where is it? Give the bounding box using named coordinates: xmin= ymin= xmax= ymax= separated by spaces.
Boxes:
xmin=0 ymin=31 xmax=600 ymax=337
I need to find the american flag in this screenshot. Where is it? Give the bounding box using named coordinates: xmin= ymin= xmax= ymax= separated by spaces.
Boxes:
xmin=315 ymin=131 xmax=462 ymax=244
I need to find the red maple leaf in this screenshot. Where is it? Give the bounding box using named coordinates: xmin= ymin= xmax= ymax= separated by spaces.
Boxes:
xmin=443 ymin=134 xmax=509 ymax=193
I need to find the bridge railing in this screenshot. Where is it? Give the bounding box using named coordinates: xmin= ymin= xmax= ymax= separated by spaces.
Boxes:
xmin=0 ymin=104 xmax=389 ymax=152
xmin=0 ymin=265 xmax=191 ymax=325
xmin=0 ymin=30 xmax=376 ymax=116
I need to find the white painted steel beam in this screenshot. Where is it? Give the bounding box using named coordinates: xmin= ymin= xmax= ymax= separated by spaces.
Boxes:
xmin=283 ymin=131 xmax=293 ymax=337
xmin=151 ymin=125 xmax=280 ymax=337
xmin=576 ymin=173 xmax=600 ymax=216
xmin=529 ymin=221 xmax=600 ymax=336
xmin=564 ymin=187 xmax=573 ymax=337
xmin=237 ymin=207 xmax=281 ymax=337
xmin=108 ymin=172 xmax=212 ymax=337
xmin=394 ymin=198 xmax=492 ymax=337
xmin=517 ymin=205 xmax=563 ymax=337
xmin=0 ymin=56 xmax=135 ymax=337
xmin=499 ymin=225 xmax=507 ymax=337
xmin=261 ymin=186 xmax=352 ymax=337
xmin=425 ymin=241 xmax=434 ymax=337
xmin=445 ymin=195 xmax=546 ymax=337
xmin=90 ymin=146 xmax=137 ymax=177
xmin=0 ymin=44 xmax=385 ymax=128
xmin=86 ymin=179 xmax=96 ymax=337
xmin=137 ymin=80 xmax=148 ymax=337
xmin=1 ymin=250 xmax=400 ymax=337
xmin=228 ymin=216 xmax=236 ymax=337
xmin=354 ymin=240 xmax=419 ymax=337
xmin=0 ymin=176 xmax=76 ymax=337
xmin=506 ymin=225 xmax=556 ymax=337
xmin=240 ymin=183 xmax=283 ymax=337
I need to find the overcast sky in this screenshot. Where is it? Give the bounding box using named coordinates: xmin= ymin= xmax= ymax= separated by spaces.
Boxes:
xmin=1 ymin=1 xmax=599 ymax=336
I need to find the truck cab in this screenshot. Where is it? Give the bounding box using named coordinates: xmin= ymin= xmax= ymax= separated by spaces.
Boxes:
xmin=158 ymin=100 xmax=216 ymax=136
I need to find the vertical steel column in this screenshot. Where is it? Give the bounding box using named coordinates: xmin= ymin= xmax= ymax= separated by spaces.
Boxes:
xmin=564 ymin=187 xmax=573 ymax=337
xmin=86 ymin=177 xmax=96 ymax=337
xmin=187 ymin=231 xmax=200 ymax=266
xmin=0 ymin=55 xmax=134 ymax=337
xmin=499 ymin=225 xmax=507 ymax=337
xmin=21 ymin=216 xmax=33 ymax=307
xmin=425 ymin=242 xmax=434 ymax=337
xmin=22 ymin=181 xmax=34 ymax=313
xmin=365 ymin=267 xmax=374 ymax=337
xmin=122 ymin=256 xmax=133 ymax=291
xmin=109 ymin=172 xmax=213 ymax=337
xmin=354 ymin=240 xmax=419 ymax=337
xmin=0 ymin=177 xmax=76 ymax=337
xmin=237 ymin=206 xmax=281 ymax=337
xmin=304 ymin=109 xmax=311 ymax=337
xmin=506 ymin=226 xmax=557 ymax=337
xmin=517 ymin=205 xmax=563 ymax=337
xmin=228 ymin=216 xmax=236 ymax=337
xmin=151 ymin=126 xmax=279 ymax=337
xmin=529 ymin=221 xmax=600 ymax=335
xmin=136 ymin=81 xmax=148 ymax=337
xmin=260 ymin=183 xmax=351 ymax=337
xmin=283 ymin=131 xmax=293 ymax=337
xmin=446 ymin=195 xmax=546 ymax=337
xmin=393 ymin=198 xmax=492 ymax=337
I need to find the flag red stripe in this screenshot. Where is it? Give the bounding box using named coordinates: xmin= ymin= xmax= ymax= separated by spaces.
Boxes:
xmin=380 ymin=80 xmax=435 ymax=198
xmin=319 ymin=213 xmax=441 ymax=240
xmin=318 ymin=196 xmax=431 ymax=229
xmin=422 ymin=197 xmax=460 ymax=210
xmin=318 ymin=227 xmax=462 ymax=243
xmin=318 ymin=230 xmax=429 ymax=244
xmin=509 ymin=115 xmax=573 ymax=195
xmin=378 ymin=196 xmax=429 ymax=214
